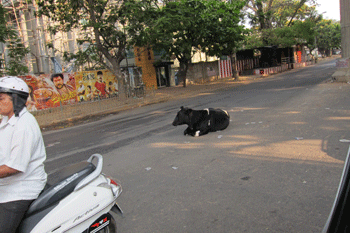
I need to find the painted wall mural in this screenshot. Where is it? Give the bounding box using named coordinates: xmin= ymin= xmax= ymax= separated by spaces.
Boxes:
xmin=20 ymin=68 xmax=142 ymax=111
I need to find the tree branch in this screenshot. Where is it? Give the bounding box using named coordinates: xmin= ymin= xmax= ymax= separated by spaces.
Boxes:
xmin=287 ymin=0 xmax=307 ymax=27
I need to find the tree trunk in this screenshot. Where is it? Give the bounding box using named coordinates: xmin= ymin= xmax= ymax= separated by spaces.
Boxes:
xmin=91 ymin=15 xmax=127 ymax=99
xmin=110 ymin=65 xmax=127 ymax=100
xmin=229 ymin=54 xmax=239 ymax=80
xmin=178 ymin=61 xmax=189 ymax=87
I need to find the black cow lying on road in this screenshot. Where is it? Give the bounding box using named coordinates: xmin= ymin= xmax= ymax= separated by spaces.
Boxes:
xmin=172 ymin=106 xmax=230 ymax=137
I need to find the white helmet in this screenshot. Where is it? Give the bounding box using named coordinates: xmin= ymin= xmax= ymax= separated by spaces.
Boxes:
xmin=0 ymin=76 xmax=30 ymax=117
xmin=0 ymin=76 xmax=29 ymax=95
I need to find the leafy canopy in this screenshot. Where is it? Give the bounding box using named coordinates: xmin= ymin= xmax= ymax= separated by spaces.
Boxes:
xmin=315 ymin=19 xmax=341 ymax=54
xmin=243 ymin=0 xmax=320 ymax=48
xmin=0 ymin=5 xmax=29 ymax=76
xmin=36 ymin=0 xmax=132 ymax=72
xmin=127 ymin=0 xmax=246 ymax=86
xmin=125 ymin=0 xmax=245 ymax=87
xmin=36 ymin=0 xmax=158 ymax=97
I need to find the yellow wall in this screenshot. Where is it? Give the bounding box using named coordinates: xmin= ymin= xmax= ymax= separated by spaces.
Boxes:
xmin=134 ymin=47 xmax=158 ymax=89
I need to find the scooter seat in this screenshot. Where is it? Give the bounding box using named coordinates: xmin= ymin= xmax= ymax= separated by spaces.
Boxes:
xmin=26 ymin=161 xmax=96 ymax=216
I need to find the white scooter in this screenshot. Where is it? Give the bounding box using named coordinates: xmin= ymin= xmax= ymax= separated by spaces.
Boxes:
xmin=18 ymin=154 xmax=123 ymax=233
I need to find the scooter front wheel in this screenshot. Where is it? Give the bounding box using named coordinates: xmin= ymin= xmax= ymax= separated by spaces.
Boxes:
xmin=106 ymin=216 xmax=116 ymax=233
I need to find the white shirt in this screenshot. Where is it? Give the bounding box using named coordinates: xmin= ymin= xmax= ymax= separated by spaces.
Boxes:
xmin=0 ymin=107 xmax=47 ymax=203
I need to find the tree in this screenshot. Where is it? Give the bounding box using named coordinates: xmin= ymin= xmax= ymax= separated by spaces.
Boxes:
xmin=5 ymin=38 xmax=30 ymax=76
xmin=244 ymin=0 xmax=319 ymax=47
xmin=200 ymin=0 xmax=246 ymax=79
xmin=246 ymin=0 xmax=317 ymax=29
xmin=36 ymin=0 xmax=146 ymax=98
xmin=0 ymin=5 xmax=29 ymax=76
xmin=129 ymin=0 xmax=245 ymax=87
xmin=315 ymin=19 xmax=341 ymax=56
xmin=267 ymin=18 xmax=317 ymax=48
xmin=200 ymin=0 xmax=246 ymax=57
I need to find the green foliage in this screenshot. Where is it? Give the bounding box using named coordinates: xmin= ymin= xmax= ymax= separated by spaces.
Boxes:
xmin=315 ymin=19 xmax=341 ymax=55
xmin=243 ymin=0 xmax=320 ymax=49
xmin=127 ymin=0 xmax=245 ymax=86
xmin=36 ymin=0 xmax=129 ymax=71
xmin=37 ymin=0 xmax=151 ymax=98
xmin=273 ymin=19 xmax=317 ymax=47
xmin=241 ymin=29 xmax=264 ymax=49
xmin=0 ymin=5 xmax=29 ymax=76
xmin=200 ymin=0 xmax=246 ymax=57
xmin=5 ymin=39 xmax=30 ymax=76
xmin=246 ymin=0 xmax=317 ymax=29
xmin=0 ymin=5 xmax=18 ymax=43
xmin=128 ymin=0 xmax=246 ymax=59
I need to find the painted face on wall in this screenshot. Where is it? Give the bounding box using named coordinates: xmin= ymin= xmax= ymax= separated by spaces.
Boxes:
xmin=53 ymin=76 xmax=64 ymax=89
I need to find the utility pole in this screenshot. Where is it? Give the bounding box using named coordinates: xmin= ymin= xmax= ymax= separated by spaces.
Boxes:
xmin=340 ymin=0 xmax=350 ymax=58
xmin=332 ymin=0 xmax=350 ymax=82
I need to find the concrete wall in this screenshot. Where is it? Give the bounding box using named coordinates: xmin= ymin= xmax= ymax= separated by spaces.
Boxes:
xmin=186 ymin=61 xmax=220 ymax=84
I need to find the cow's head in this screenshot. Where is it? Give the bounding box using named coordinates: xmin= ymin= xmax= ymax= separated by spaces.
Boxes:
xmin=172 ymin=106 xmax=192 ymax=126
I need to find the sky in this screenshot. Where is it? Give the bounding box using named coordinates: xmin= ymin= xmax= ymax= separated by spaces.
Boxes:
xmin=316 ymin=0 xmax=340 ymax=21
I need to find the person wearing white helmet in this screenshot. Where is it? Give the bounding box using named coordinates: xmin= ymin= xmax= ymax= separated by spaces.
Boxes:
xmin=0 ymin=76 xmax=47 ymax=233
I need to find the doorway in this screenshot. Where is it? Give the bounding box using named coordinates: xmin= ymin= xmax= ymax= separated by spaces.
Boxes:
xmin=156 ymin=66 xmax=169 ymax=87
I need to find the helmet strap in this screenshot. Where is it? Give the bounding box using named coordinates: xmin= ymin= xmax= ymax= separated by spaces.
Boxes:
xmin=12 ymin=93 xmax=28 ymax=117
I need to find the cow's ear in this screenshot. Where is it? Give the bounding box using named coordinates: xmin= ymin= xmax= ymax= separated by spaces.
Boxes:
xmin=180 ymin=106 xmax=184 ymax=110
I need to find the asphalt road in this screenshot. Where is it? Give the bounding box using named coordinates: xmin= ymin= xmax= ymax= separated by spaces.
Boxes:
xmin=43 ymin=59 xmax=350 ymax=232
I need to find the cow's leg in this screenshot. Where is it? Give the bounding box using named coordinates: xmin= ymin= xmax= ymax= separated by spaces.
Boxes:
xmin=189 ymin=129 xmax=198 ymax=137
xmin=184 ymin=127 xmax=199 ymax=137
xmin=184 ymin=127 xmax=189 ymax=135
xmin=195 ymin=121 xmax=210 ymax=137
xmin=184 ymin=127 xmax=195 ymax=136
xmin=196 ymin=128 xmax=209 ymax=137
xmin=194 ymin=125 xmax=210 ymax=137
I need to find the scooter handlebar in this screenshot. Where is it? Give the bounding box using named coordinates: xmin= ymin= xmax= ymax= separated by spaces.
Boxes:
xmin=74 ymin=154 xmax=103 ymax=191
